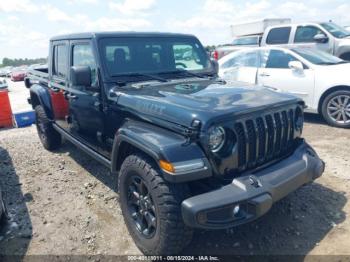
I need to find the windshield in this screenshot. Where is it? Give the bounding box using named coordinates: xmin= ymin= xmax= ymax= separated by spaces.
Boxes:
xmin=320 ymin=22 xmax=350 ymax=38
xmin=292 ymin=48 xmax=346 ymax=65
xmin=99 ymin=36 xmax=212 ymax=78
xmin=232 ymin=36 xmax=259 ymax=46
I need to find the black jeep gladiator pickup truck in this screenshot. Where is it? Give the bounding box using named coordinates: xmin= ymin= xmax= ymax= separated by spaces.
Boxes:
xmin=26 ymin=32 xmax=325 ymax=255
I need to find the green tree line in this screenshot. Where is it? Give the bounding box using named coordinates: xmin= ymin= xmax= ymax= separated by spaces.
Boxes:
xmin=1 ymin=57 xmax=47 ymax=68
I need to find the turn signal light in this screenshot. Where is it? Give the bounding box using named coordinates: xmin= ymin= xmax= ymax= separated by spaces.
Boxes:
xmin=159 ymin=160 xmax=175 ymax=173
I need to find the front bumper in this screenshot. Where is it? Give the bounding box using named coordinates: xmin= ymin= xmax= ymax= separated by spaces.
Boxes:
xmin=181 ymin=141 xmax=325 ymax=229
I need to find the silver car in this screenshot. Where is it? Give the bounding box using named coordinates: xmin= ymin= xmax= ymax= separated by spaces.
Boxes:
xmin=0 ymin=77 xmax=8 ymax=90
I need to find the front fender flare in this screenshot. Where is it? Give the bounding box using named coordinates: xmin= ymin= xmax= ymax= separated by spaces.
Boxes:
xmin=111 ymin=120 xmax=212 ymax=182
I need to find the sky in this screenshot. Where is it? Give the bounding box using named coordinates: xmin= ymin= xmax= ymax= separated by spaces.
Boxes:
xmin=1 ymin=0 xmax=350 ymax=60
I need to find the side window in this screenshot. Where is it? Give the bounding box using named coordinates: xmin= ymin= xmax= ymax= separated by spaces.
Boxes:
xmin=265 ymin=50 xmax=297 ymax=69
xmin=72 ymin=44 xmax=97 ymax=86
xmin=221 ymin=51 xmax=259 ymax=69
xmin=266 ymin=27 xmax=291 ymax=44
xmin=173 ymin=44 xmax=205 ymax=70
xmin=53 ymin=44 xmax=67 ymax=78
xmin=294 ymin=26 xmax=324 ymax=43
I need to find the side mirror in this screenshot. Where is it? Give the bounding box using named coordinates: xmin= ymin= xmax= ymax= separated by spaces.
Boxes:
xmin=211 ymin=59 xmax=219 ymax=75
xmin=288 ymin=61 xmax=304 ymax=72
xmin=313 ymin=33 xmax=329 ymax=43
xmin=70 ymin=66 xmax=92 ymax=87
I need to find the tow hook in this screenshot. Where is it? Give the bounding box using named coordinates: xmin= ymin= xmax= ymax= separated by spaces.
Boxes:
xmin=249 ymin=175 xmax=262 ymax=188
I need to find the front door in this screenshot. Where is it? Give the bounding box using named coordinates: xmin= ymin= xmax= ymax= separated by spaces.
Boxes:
xmin=65 ymin=41 xmax=107 ymax=156
xmin=292 ymin=25 xmax=332 ymax=54
xmin=257 ymin=49 xmax=315 ymax=107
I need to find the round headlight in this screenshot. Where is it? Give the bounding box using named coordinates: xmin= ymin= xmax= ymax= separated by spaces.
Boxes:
xmin=208 ymin=126 xmax=226 ymax=152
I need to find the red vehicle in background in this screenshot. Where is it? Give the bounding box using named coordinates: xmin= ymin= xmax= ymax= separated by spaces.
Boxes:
xmin=10 ymin=67 xmax=27 ymax=81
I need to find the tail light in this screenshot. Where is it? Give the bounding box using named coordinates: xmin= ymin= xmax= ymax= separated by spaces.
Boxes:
xmin=212 ymin=50 xmax=219 ymax=60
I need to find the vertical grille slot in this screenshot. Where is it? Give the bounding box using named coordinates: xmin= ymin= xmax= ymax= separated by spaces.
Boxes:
xmin=256 ymin=117 xmax=266 ymax=162
xmin=234 ymin=123 xmax=246 ymax=169
xmin=281 ymin=111 xmax=289 ymax=151
xmin=288 ymin=109 xmax=295 ymax=144
xmin=274 ymin=113 xmax=282 ymax=154
xmin=265 ymin=115 xmax=275 ymax=157
xmin=245 ymin=120 xmax=257 ymax=167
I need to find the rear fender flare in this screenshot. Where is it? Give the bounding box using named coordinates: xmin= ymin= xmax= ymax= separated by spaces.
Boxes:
xmin=30 ymin=84 xmax=54 ymax=120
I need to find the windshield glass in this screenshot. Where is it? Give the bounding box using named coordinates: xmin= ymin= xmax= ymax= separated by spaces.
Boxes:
xmin=232 ymin=36 xmax=259 ymax=46
xmin=99 ymin=36 xmax=212 ymax=77
xmin=320 ymin=22 xmax=350 ymax=38
xmin=292 ymin=48 xmax=346 ymax=65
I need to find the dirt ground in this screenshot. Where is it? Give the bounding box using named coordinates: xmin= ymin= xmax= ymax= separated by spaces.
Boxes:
xmin=0 ymin=113 xmax=349 ymax=258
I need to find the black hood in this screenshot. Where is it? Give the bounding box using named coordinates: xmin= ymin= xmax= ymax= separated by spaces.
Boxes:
xmin=110 ymin=79 xmax=301 ymax=129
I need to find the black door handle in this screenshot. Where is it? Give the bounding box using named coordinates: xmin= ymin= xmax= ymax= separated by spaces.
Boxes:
xmin=51 ymin=87 xmax=60 ymax=92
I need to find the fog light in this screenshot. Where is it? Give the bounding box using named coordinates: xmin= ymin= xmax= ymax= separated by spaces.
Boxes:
xmin=233 ymin=205 xmax=240 ymax=216
xmin=197 ymin=212 xmax=207 ymax=224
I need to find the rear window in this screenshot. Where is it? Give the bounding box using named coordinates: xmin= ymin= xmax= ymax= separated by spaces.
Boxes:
xmin=221 ymin=51 xmax=259 ymax=69
xmin=232 ymin=36 xmax=259 ymax=46
xmin=53 ymin=44 xmax=67 ymax=78
xmin=266 ymin=27 xmax=291 ymax=44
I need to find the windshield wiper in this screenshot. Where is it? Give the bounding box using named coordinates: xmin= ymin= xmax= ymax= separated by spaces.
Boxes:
xmin=318 ymin=61 xmax=349 ymax=65
xmin=111 ymin=72 xmax=168 ymax=82
xmin=159 ymin=69 xmax=208 ymax=79
xmin=339 ymin=34 xmax=350 ymax=38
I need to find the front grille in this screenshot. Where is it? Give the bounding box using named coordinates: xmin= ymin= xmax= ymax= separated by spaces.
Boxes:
xmin=234 ymin=108 xmax=297 ymax=171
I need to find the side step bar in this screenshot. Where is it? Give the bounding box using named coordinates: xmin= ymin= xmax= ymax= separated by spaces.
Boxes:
xmin=53 ymin=124 xmax=111 ymax=168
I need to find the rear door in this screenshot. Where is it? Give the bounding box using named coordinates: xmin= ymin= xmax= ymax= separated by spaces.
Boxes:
xmin=257 ymin=49 xmax=315 ymax=106
xmin=219 ymin=50 xmax=259 ymax=84
xmin=50 ymin=41 xmax=69 ymax=130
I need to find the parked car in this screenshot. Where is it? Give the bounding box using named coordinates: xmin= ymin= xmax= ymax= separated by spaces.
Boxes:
xmin=182 ymin=50 xmax=193 ymax=60
xmin=0 ymin=77 xmax=8 ymax=90
xmin=26 ymin=32 xmax=324 ymax=255
xmin=212 ymin=37 xmax=259 ymax=60
xmin=261 ymin=22 xmax=350 ymax=60
xmin=213 ymin=18 xmax=291 ymax=60
xmin=11 ymin=67 xmax=27 ymax=81
xmin=219 ymin=47 xmax=350 ymax=128
xmin=0 ymin=66 xmax=13 ymax=77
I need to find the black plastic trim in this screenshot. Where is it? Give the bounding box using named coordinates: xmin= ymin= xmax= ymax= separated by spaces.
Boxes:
xmin=53 ymin=124 xmax=111 ymax=168
xmin=181 ymin=141 xmax=325 ymax=229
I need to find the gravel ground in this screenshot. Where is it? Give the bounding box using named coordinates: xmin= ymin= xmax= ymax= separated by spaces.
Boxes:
xmin=0 ymin=113 xmax=349 ymax=257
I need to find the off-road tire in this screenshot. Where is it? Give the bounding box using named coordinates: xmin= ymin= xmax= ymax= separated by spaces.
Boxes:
xmin=35 ymin=105 xmax=62 ymax=150
xmin=321 ymin=90 xmax=350 ymax=128
xmin=118 ymin=154 xmax=193 ymax=255
xmin=0 ymin=191 xmax=9 ymax=225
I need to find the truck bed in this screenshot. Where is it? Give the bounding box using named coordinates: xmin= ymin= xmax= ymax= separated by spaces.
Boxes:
xmin=26 ymin=67 xmax=49 ymax=86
